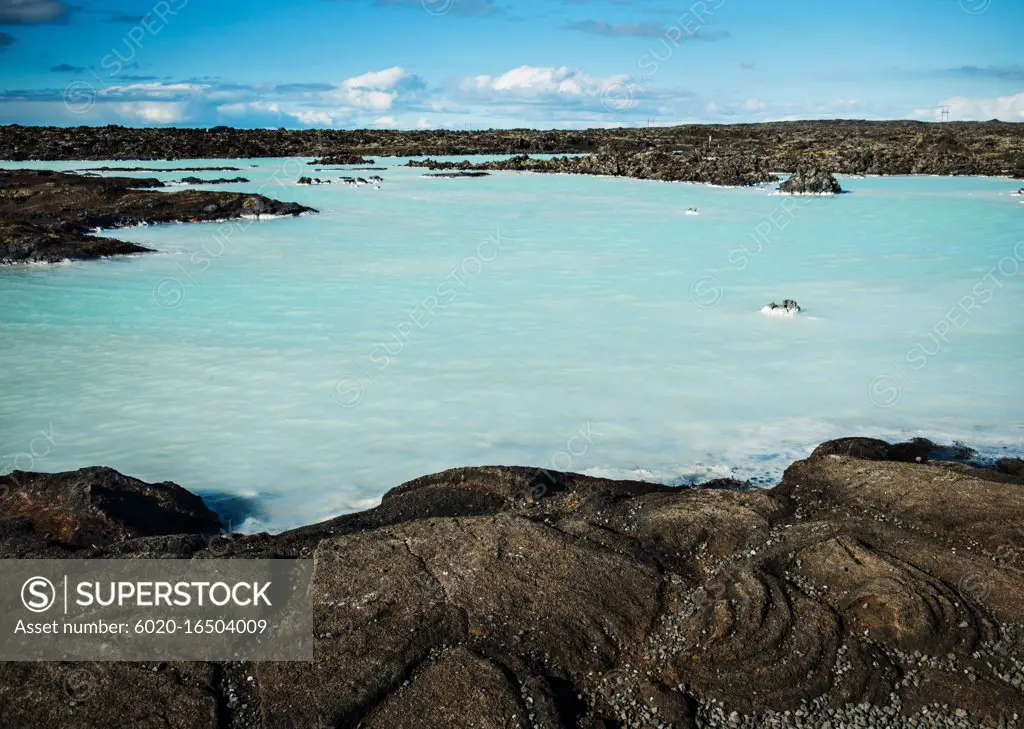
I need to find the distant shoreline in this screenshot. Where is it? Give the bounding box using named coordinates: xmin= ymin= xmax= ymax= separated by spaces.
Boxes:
xmin=2 ymin=121 xmax=1022 ymax=178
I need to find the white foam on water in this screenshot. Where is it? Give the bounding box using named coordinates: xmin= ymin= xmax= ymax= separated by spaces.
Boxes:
xmin=760 ymin=305 xmax=801 ymax=317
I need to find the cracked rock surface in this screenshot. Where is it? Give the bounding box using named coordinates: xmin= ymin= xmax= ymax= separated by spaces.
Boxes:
xmin=0 ymin=436 xmax=1021 ymax=728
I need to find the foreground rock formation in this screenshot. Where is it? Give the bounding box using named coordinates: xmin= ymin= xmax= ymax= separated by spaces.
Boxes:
xmin=0 ymin=436 xmax=1021 ymax=728
xmin=2 ymin=122 xmax=1023 ymax=178
xmin=409 ymin=150 xmax=779 ymax=187
xmin=0 ymin=170 xmax=315 ymax=264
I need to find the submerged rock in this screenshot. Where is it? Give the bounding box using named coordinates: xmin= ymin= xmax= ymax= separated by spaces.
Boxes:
xmin=779 ymin=167 xmax=843 ymax=194
xmin=0 ymin=436 xmax=1021 ymax=727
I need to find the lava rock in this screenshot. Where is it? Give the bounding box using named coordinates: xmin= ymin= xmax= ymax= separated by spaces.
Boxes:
xmin=0 ymin=169 xmax=316 ymax=264
xmin=309 ymin=153 xmax=375 ymax=165
xmin=0 ymin=467 xmax=222 ymax=551
xmin=0 ymin=122 xmax=1019 ymax=179
xmin=408 ymin=148 xmax=779 ymax=187
xmin=810 ymin=436 xmax=976 ymax=463
xmin=1 ymin=438 xmax=1023 ymax=727
xmin=174 ymin=176 xmax=249 ymax=184
xmin=778 ymin=167 xmax=843 ymax=194
xmin=996 ymin=457 xmax=1024 ymax=478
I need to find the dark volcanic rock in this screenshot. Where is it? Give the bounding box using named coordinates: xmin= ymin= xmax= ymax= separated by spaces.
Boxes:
xmin=174 ymin=176 xmax=249 ymax=184
xmin=996 ymin=457 xmax=1024 ymax=478
xmin=697 ymin=477 xmax=752 ymax=490
xmin=0 ymin=436 xmax=1022 ymax=727
xmin=4 ymin=122 xmax=1021 ymax=178
xmin=79 ymin=166 xmax=244 ymax=172
xmin=2 ymin=123 xmax=1023 ymax=182
xmin=409 ymin=149 xmax=779 ymax=187
xmin=762 ymin=298 xmax=802 ymax=315
xmin=424 ymin=171 xmax=491 ymax=178
xmin=309 ymin=153 xmax=374 ymax=165
xmin=0 ymin=467 xmax=221 ymax=552
xmin=0 ymin=220 xmax=151 ymax=263
xmin=811 ymin=435 xmax=977 ymax=463
xmin=779 ymin=166 xmax=843 ymax=194
xmin=0 ymin=169 xmax=315 ymax=264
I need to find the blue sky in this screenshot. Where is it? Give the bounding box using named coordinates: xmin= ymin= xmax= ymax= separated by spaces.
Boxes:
xmin=0 ymin=0 xmax=1022 ymax=128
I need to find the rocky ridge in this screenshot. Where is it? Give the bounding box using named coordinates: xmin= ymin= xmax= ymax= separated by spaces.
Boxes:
xmin=409 ymin=150 xmax=780 ymax=187
xmin=2 ymin=122 xmax=1022 ymax=178
xmin=0 ymin=436 xmax=1021 ymax=728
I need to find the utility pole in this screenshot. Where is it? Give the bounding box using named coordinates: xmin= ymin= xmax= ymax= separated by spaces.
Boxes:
xmin=940 ymin=105 xmax=950 ymax=123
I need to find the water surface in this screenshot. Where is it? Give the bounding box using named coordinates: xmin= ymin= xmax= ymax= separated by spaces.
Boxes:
xmin=1 ymin=158 xmax=1021 ymax=530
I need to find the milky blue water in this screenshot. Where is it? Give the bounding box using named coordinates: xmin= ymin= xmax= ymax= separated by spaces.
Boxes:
xmin=1 ymin=157 xmax=1022 ymax=532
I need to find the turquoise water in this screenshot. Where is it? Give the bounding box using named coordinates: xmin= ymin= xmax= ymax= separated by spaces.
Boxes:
xmin=1 ymin=158 xmax=1022 ymax=531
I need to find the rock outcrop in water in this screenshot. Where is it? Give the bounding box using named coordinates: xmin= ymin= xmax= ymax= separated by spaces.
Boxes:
xmin=409 ymin=149 xmax=779 ymax=187
xmin=0 ymin=169 xmax=316 ymax=264
xmin=778 ymin=167 xmax=843 ymax=194
xmin=308 ymin=153 xmax=375 ymax=166
xmin=761 ymin=299 xmax=803 ymax=316
xmin=1 ymin=436 xmax=1021 ymax=728
xmin=174 ymin=176 xmax=250 ymax=185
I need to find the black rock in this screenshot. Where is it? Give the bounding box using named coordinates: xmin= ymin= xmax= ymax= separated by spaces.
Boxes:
xmin=175 ymin=176 xmax=250 ymax=184
xmin=762 ymin=299 xmax=802 ymax=315
xmin=0 ymin=169 xmax=316 ymax=264
xmin=779 ymin=167 xmax=843 ymax=194
xmin=309 ymin=153 xmax=375 ymax=165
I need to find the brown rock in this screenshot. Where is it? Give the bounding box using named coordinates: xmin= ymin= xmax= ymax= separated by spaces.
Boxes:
xmin=0 ymin=467 xmax=222 ymax=551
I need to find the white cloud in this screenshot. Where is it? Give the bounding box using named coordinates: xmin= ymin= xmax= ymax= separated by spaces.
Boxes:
xmin=291 ymin=109 xmax=334 ymax=126
xmin=116 ymin=101 xmax=186 ymax=124
xmin=217 ymin=101 xmax=280 ymax=116
xmin=744 ymin=98 xmax=765 ymax=110
xmin=330 ymin=66 xmax=423 ymax=111
xmin=416 ymin=117 xmax=432 ymax=129
xmin=342 ymin=67 xmax=411 ymax=91
xmin=372 ymin=115 xmax=397 ymax=127
xmin=464 ymin=65 xmax=627 ymax=99
xmin=104 ymin=82 xmax=209 ymax=99
xmin=915 ymin=92 xmax=1024 ymax=121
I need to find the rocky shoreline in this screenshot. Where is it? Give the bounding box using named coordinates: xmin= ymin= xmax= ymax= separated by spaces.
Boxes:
xmin=2 ymin=122 xmax=1022 ymax=178
xmin=1 ymin=436 xmax=1021 ymax=728
xmin=408 ymin=151 xmax=780 ymax=187
xmin=0 ymin=169 xmax=315 ymax=264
